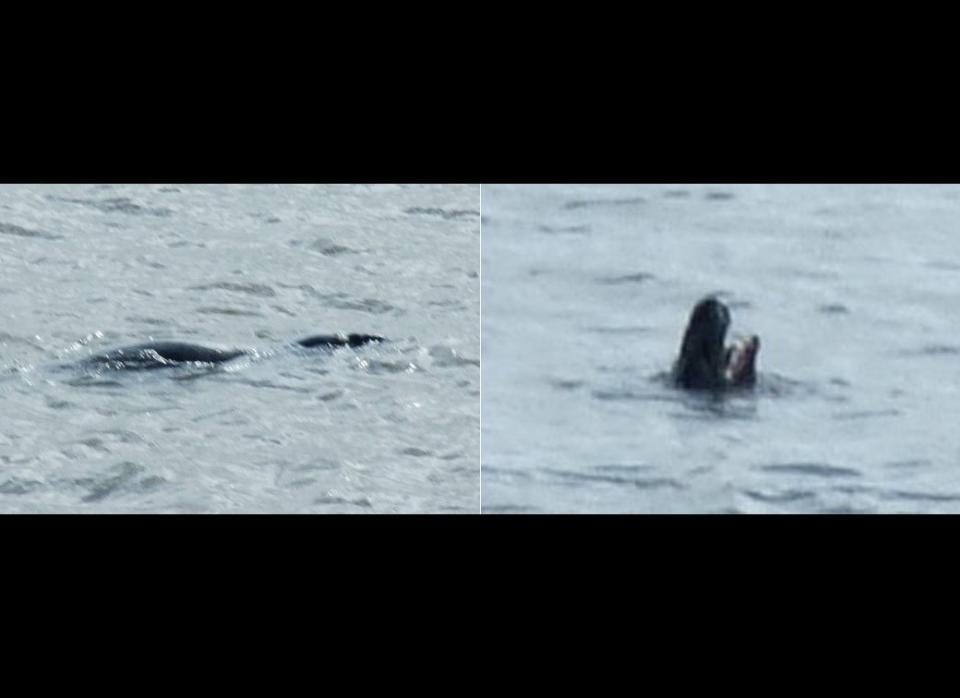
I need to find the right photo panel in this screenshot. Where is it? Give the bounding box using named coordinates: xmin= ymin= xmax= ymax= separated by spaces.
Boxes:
xmin=482 ymin=183 xmax=960 ymax=513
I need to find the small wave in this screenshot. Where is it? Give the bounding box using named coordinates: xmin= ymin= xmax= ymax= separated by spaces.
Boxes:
xmin=482 ymin=504 xmax=539 ymax=513
xmin=542 ymin=466 xmax=684 ymax=491
xmin=884 ymin=459 xmax=930 ymax=469
xmin=832 ymin=409 xmax=901 ymax=420
xmin=429 ymin=346 xmax=480 ymax=368
xmin=538 ymin=224 xmax=591 ymax=234
xmin=592 ymin=389 xmax=680 ymax=403
xmin=547 ymin=377 xmax=585 ymax=391
xmin=586 ymin=325 xmax=652 ymax=335
xmin=0 ymin=222 xmax=63 ymax=240
xmin=64 ymin=376 xmax=127 ymax=389
xmin=404 ymin=207 xmax=480 ymax=220
xmin=229 ymin=378 xmax=312 ymax=393
xmin=356 ymin=358 xmax=420 ymax=374
xmin=190 ymin=281 xmax=276 ymax=298
xmin=136 ymin=256 xmax=167 ymax=270
xmin=742 ymin=488 xmax=817 ymax=503
xmin=196 ymin=306 xmax=264 ymax=317
xmin=48 ymin=196 xmax=172 ymax=217
xmin=307 ymin=291 xmax=395 ymax=314
xmin=482 ymin=466 xmax=534 ymax=481
xmin=757 ymin=463 xmax=861 ymax=478
xmin=45 ymin=397 xmax=75 ymax=410
xmin=885 ymin=490 xmax=960 ymax=503
xmin=0 ymin=331 xmax=45 ymax=350
xmin=77 ymin=462 xmax=166 ymax=503
xmin=820 ymin=505 xmax=877 ymax=514
xmin=594 ymin=464 xmax=655 ymax=474
xmin=794 ymin=269 xmax=841 ymax=280
xmin=400 ymin=447 xmax=434 ymax=457
xmin=818 ymin=303 xmax=850 ymax=314
xmin=704 ymin=191 xmax=736 ymax=201
xmin=124 ymin=316 xmax=171 ymax=326
xmin=662 ymin=189 xmax=691 ymax=199
xmin=313 ymin=494 xmax=373 ymax=508
xmin=926 ymin=260 xmax=960 ymax=271
xmin=77 ymin=437 xmax=111 ymax=453
xmin=595 ymin=272 xmax=656 ymax=285
xmin=316 ymin=390 xmax=344 ymax=402
xmin=0 ymin=477 xmax=45 ymax=495
xmin=306 ymin=237 xmax=357 ymax=256
xmin=897 ymin=344 xmax=960 ymax=356
xmin=754 ymin=373 xmax=810 ymax=398
xmin=563 ymin=196 xmax=645 ymax=210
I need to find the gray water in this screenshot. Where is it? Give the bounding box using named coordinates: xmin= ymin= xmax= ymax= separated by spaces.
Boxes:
xmin=0 ymin=183 xmax=480 ymax=513
xmin=482 ymin=183 xmax=960 ymax=513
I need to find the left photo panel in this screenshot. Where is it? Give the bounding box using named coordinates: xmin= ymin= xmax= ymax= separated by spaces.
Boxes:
xmin=0 ymin=183 xmax=480 ymax=513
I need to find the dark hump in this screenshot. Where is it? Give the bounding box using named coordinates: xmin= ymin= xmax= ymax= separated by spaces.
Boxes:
xmin=296 ymin=333 xmax=386 ymax=349
xmin=86 ymin=342 xmax=245 ymax=368
xmin=673 ymin=298 xmax=729 ymax=389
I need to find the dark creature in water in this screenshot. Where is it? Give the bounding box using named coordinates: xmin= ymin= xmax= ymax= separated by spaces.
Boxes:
xmin=81 ymin=333 xmax=385 ymax=370
xmin=672 ymin=297 xmax=759 ymax=390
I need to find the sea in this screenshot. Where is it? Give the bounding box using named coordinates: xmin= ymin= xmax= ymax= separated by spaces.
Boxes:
xmin=0 ymin=183 xmax=480 ymax=513
xmin=482 ymin=183 xmax=960 ymax=513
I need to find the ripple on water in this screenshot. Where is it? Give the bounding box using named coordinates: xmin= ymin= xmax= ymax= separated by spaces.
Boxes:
xmin=400 ymin=447 xmax=434 ymax=457
xmin=0 ymin=222 xmax=63 ymax=240
xmin=48 ymin=196 xmax=172 ymax=217
xmin=564 ymin=196 xmax=646 ymax=210
xmin=75 ymin=462 xmax=166 ymax=503
xmin=886 ymin=490 xmax=960 ymax=503
xmin=189 ymin=281 xmax=277 ymax=298
xmin=124 ymin=316 xmax=171 ymax=326
xmin=429 ymin=346 xmax=480 ymax=368
xmin=897 ymin=344 xmax=960 ymax=357
xmin=196 ymin=306 xmax=264 ymax=317
xmin=883 ymin=459 xmax=930 ymax=469
xmin=228 ymin=378 xmax=312 ymax=394
xmin=306 ymin=291 xmax=396 ymax=315
xmin=541 ymin=466 xmax=684 ymax=491
xmin=482 ymin=466 xmax=534 ymax=482
xmin=547 ymin=377 xmax=586 ymax=392
xmin=313 ymin=494 xmax=373 ymax=508
xmin=832 ymin=409 xmax=902 ymax=420
xmin=538 ymin=224 xmax=591 ymax=234
xmin=585 ymin=325 xmax=653 ymax=335
xmin=306 ymin=237 xmax=357 ymax=256
xmin=403 ymin=207 xmax=480 ymax=220
xmin=482 ymin=504 xmax=540 ymax=513
xmin=757 ymin=463 xmax=862 ymax=478
xmin=0 ymin=477 xmax=45 ymax=495
xmin=926 ymin=260 xmax=960 ymax=271
xmin=593 ymin=389 xmax=683 ymax=405
xmin=595 ymin=272 xmax=656 ymax=285
xmin=818 ymin=303 xmax=850 ymax=314
xmin=742 ymin=488 xmax=817 ymax=503
xmin=358 ymin=359 xmax=418 ymax=375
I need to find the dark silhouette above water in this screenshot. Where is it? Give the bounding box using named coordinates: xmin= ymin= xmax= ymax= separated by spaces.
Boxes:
xmin=672 ymin=298 xmax=759 ymax=390
xmin=82 ymin=333 xmax=385 ymax=370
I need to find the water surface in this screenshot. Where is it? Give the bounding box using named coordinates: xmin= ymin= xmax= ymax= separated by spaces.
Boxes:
xmin=482 ymin=183 xmax=960 ymax=513
xmin=0 ymin=183 xmax=480 ymax=512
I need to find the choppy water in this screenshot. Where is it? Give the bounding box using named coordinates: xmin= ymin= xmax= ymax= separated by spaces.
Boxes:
xmin=482 ymin=183 xmax=960 ymax=513
xmin=0 ymin=183 xmax=480 ymax=513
